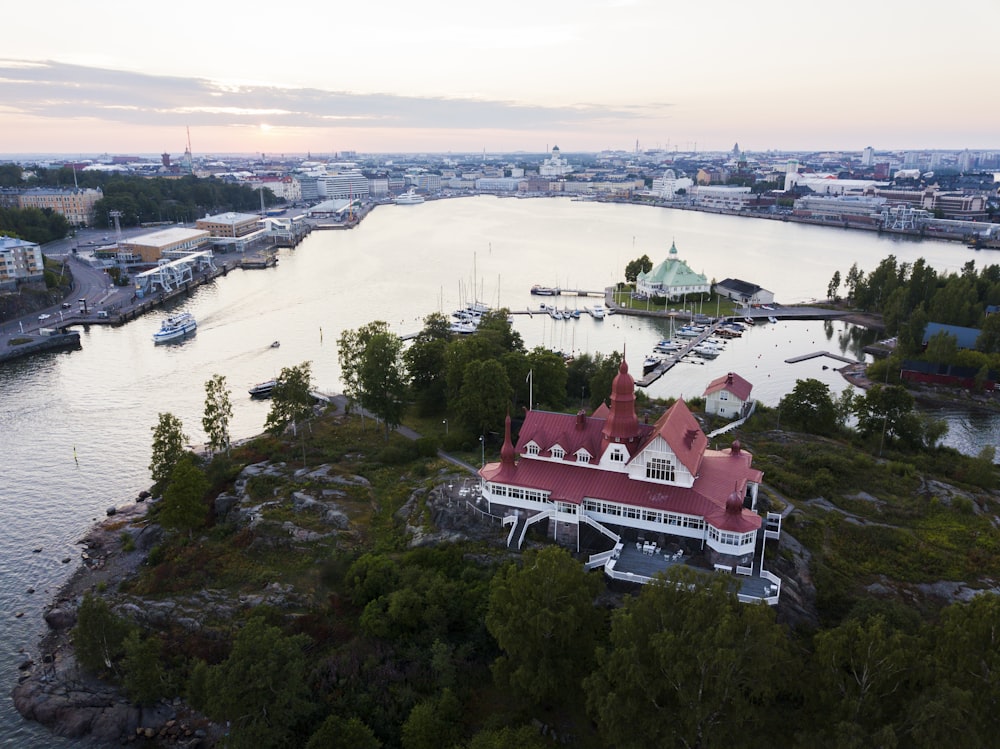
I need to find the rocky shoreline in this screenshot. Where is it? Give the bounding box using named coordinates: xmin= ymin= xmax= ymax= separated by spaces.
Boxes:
xmin=10 ymin=500 xmax=223 ymax=747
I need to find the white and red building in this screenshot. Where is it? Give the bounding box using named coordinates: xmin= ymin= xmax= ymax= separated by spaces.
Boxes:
xmin=703 ymin=372 xmax=754 ymax=420
xmin=479 ymin=360 xmax=782 ymax=602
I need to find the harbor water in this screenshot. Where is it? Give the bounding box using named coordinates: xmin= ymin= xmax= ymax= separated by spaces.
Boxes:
xmin=2 ymin=196 xmax=998 ymax=745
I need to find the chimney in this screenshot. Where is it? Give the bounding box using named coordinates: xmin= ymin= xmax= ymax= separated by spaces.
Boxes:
xmin=576 ymin=410 xmax=586 ymax=429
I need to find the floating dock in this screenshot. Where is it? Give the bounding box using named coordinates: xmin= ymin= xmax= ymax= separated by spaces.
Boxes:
xmin=784 ymin=351 xmax=856 ymax=365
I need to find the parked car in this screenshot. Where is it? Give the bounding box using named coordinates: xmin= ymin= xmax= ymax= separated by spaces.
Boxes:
xmin=38 ymin=313 xmax=51 ymax=320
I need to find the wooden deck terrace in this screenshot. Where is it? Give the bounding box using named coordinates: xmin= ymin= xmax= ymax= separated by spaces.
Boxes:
xmin=599 ymin=542 xmax=780 ymax=604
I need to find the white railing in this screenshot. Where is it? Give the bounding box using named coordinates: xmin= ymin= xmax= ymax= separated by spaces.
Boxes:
xmin=504 ymin=516 xmax=518 ymax=548
xmin=713 ymin=563 xmax=733 ymax=573
xmin=765 ymin=512 xmax=782 ymax=540
xmin=735 ymin=565 xmax=754 ymax=576
xmin=586 ymin=550 xmax=614 ymax=570
xmin=519 ymin=510 xmax=553 ymax=548
xmin=580 ymin=513 xmax=621 ymax=543
xmin=706 ymin=399 xmax=758 ymax=439
xmin=606 ymin=568 xmax=655 ymax=585
xmin=586 ymin=542 xmax=621 ymax=570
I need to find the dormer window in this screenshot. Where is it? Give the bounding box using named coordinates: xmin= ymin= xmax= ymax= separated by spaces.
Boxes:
xmin=576 ymin=450 xmax=591 ymax=464
xmin=551 ymin=446 xmax=565 ymax=460
xmin=610 ymin=449 xmax=625 ymax=463
xmin=525 ymin=443 xmax=540 ymax=456
xmin=646 ymin=456 xmax=675 ymax=482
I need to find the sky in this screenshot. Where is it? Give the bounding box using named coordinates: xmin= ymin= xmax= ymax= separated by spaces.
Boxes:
xmin=2 ymin=0 xmax=998 ymax=157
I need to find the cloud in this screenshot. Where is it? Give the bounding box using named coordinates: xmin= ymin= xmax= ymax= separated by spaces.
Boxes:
xmin=0 ymin=59 xmax=665 ymax=135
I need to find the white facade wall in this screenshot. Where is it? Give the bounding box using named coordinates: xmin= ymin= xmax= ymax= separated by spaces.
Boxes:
xmin=692 ymin=186 xmax=753 ymax=210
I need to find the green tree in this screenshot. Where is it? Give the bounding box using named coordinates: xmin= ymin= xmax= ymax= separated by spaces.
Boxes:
xmin=202 ymin=374 xmax=233 ymax=457
xmin=853 ymin=384 xmax=920 ymax=448
xmin=464 ymin=725 xmax=548 ymax=749
xmin=834 ymin=387 xmax=857 ymax=429
xmin=149 ymin=412 xmax=188 ymax=488
xmin=73 ymin=593 xmax=132 ymax=675
xmin=306 ymin=716 xmax=382 ymax=749
xmin=339 ymin=322 xmax=408 ymax=439
xmin=924 ymin=330 xmax=958 ymax=363
xmin=339 ymin=321 xmax=391 ymax=411
xmin=264 ymin=362 xmax=314 ymax=435
xmin=457 ymin=358 xmax=513 ymax=437
xmin=359 ymin=330 xmax=408 ymax=441
xmin=586 ymin=568 xmax=787 ymax=749
xmin=828 ymin=270 xmax=841 ymax=302
xmin=919 ymin=595 xmax=1000 ymax=745
xmin=404 ymin=312 xmax=452 ymax=413
xmin=806 ymin=615 xmax=913 ymax=746
xmin=400 ymin=689 xmax=462 ymax=749
xmin=845 ymin=262 xmax=864 ymax=304
xmin=204 ymin=617 xmax=313 ymax=749
xmin=160 ymin=454 xmax=208 ymax=533
xmin=486 ymin=546 xmax=602 ymax=707
xmin=625 ymin=254 xmax=653 ymax=282
xmin=589 ymin=351 xmax=624 ymax=410
xmin=121 ymin=630 xmax=170 ymax=705
xmin=779 ymin=378 xmax=837 ymax=435
xmin=525 ymin=346 xmax=568 ymax=410
xmin=976 ymin=313 xmax=1000 ymax=353
xmin=566 ymin=352 xmax=599 ymax=407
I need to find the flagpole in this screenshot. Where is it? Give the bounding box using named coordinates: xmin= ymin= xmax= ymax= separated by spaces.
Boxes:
xmin=526 ymin=369 xmax=533 ymax=411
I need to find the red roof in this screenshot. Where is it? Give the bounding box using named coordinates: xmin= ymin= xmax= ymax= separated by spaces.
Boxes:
xmin=484 ymin=397 xmax=763 ymax=534
xmin=482 ymin=447 xmax=761 ymax=533
xmin=703 ymin=372 xmax=753 ymax=401
xmin=643 ymin=399 xmax=706 ymax=476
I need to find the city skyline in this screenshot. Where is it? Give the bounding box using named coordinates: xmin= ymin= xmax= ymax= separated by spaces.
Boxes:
xmin=3 ymin=0 xmax=998 ymax=156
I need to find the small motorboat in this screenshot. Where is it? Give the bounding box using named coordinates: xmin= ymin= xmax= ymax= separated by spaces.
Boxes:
xmin=270 ymin=340 xmax=280 ymax=348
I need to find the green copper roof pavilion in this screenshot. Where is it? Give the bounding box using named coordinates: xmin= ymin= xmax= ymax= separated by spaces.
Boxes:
xmin=635 ymin=240 xmax=710 ymax=299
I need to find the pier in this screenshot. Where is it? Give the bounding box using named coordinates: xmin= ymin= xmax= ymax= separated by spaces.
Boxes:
xmin=635 ymin=322 xmax=724 ymax=387
xmin=784 ymin=351 xmax=857 ymax=365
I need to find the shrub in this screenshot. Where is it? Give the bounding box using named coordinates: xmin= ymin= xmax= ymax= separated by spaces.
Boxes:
xmin=376 ymin=444 xmax=416 ymax=465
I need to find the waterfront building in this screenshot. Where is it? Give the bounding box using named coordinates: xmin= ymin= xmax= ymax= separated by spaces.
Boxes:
xmin=297 ymin=175 xmax=322 ymax=203
xmin=120 ymin=227 xmax=211 ymax=264
xmin=368 ymin=178 xmax=389 ymax=198
xmin=651 ymin=169 xmax=694 ymax=199
xmin=792 ymin=195 xmax=887 ymax=225
xmin=318 ymin=172 xmax=369 ymax=200
xmin=867 ymin=187 xmax=988 ymax=221
xmin=713 ymin=278 xmax=775 ymax=307
xmin=539 ymin=145 xmax=573 ymax=177
xmin=0 ymin=235 xmax=44 ymax=289
xmin=413 ymin=173 xmax=442 ymax=193
xmin=475 ymin=177 xmax=523 ymax=193
xmin=635 ymin=240 xmax=710 ymax=300
xmin=478 ymin=360 xmax=778 ymax=593
xmin=690 ymin=185 xmax=752 ymax=210
xmin=703 ymin=372 xmax=754 ymax=420
xmin=196 ymin=212 xmax=261 ymax=238
xmin=195 ymin=212 xmax=267 ymax=252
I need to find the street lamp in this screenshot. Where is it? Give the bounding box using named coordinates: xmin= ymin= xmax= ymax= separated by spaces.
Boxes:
xmin=442 ymin=419 xmax=449 ymax=435
xmin=479 ymin=435 xmax=485 ymax=468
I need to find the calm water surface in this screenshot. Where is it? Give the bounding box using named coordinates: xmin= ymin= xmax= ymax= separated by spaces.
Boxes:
xmin=2 ymin=196 xmax=997 ymax=745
